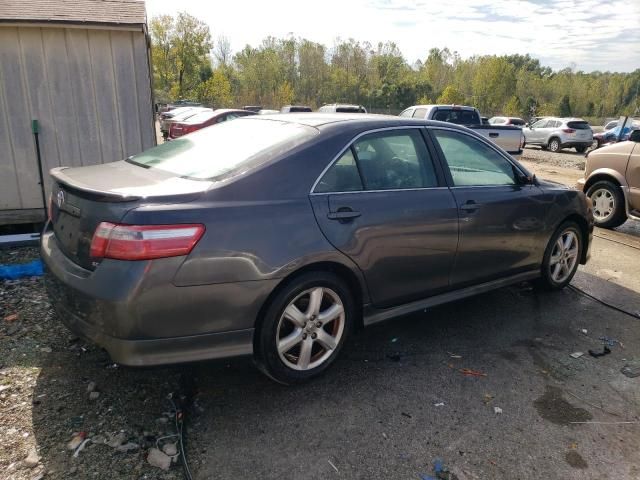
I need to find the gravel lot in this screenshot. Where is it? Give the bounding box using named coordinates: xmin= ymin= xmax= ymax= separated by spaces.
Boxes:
xmin=521 ymin=146 xmax=588 ymax=170
xmin=2 ymin=149 xmax=640 ymax=479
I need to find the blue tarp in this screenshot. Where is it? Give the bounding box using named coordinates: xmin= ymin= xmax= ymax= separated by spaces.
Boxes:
xmin=0 ymin=259 xmax=44 ymax=280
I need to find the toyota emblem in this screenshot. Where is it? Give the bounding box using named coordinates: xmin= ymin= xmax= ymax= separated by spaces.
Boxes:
xmin=56 ymin=190 xmax=65 ymax=208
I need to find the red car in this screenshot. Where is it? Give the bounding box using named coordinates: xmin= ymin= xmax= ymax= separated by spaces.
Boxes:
xmin=169 ymin=109 xmax=256 ymax=139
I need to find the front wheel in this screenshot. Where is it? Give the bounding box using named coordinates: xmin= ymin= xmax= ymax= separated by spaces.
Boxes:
xmin=537 ymin=221 xmax=583 ymax=290
xmin=586 ymin=180 xmax=627 ymax=228
xmin=254 ymin=272 xmax=354 ymax=384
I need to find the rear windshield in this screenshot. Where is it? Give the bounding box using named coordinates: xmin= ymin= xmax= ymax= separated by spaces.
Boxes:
xmin=509 ymin=118 xmax=526 ymax=126
xmin=128 ymin=119 xmax=317 ymax=180
xmin=288 ymin=106 xmax=312 ymax=112
xmin=433 ymin=109 xmax=479 ymax=125
xmin=567 ymin=121 xmax=591 ymax=130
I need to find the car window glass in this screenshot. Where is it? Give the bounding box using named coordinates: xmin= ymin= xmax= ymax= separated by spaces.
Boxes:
xmin=314 ymin=149 xmax=363 ymax=193
xmin=399 ymin=109 xmax=413 ymax=118
xmin=412 ymin=108 xmax=427 ymax=118
xmin=531 ymin=119 xmax=547 ymax=128
xmin=432 ymin=129 xmax=517 ymax=186
xmin=433 ymin=109 xmax=478 ymax=125
xmin=353 ymin=130 xmax=438 ymax=190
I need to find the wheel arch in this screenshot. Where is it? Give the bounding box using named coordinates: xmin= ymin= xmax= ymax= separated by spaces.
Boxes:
xmin=583 ymin=169 xmax=628 ymax=192
xmin=254 ymin=261 xmax=366 ymax=345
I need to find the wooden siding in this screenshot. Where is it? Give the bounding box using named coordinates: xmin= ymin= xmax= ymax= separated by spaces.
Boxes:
xmin=0 ymin=25 xmax=154 ymax=223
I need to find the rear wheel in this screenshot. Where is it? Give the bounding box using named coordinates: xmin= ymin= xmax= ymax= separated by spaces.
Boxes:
xmin=537 ymin=221 xmax=583 ymax=290
xmin=254 ymin=272 xmax=354 ymax=384
xmin=548 ymin=137 xmax=561 ymax=152
xmin=586 ymin=180 xmax=627 ymax=228
xmin=575 ymin=146 xmax=587 ymax=153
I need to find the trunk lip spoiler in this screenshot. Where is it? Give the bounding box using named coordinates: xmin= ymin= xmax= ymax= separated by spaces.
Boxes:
xmin=50 ymin=167 xmax=142 ymax=200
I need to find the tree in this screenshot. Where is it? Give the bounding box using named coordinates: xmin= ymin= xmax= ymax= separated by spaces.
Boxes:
xmin=558 ymin=95 xmax=572 ymax=116
xmin=149 ymin=12 xmax=212 ymax=99
xmin=213 ymin=35 xmax=232 ymax=67
xmin=437 ymin=85 xmax=465 ymax=104
xmin=196 ymin=69 xmax=233 ymax=107
xmin=504 ymin=96 xmax=523 ymax=116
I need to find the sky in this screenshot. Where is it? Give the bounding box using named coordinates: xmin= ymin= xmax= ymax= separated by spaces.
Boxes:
xmin=146 ymin=0 xmax=640 ymax=73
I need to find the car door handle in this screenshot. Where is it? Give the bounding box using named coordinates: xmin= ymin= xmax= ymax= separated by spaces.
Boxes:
xmin=327 ymin=209 xmax=361 ymax=221
xmin=489 ymin=132 xmax=499 ymax=138
xmin=459 ymin=201 xmax=481 ymax=212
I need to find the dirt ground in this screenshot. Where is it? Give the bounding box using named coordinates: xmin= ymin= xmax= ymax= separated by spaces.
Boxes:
xmin=1 ymin=147 xmax=639 ymax=479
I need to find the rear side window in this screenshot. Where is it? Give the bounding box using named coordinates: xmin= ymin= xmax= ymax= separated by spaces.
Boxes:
xmin=315 ymin=130 xmax=438 ymax=192
xmin=315 ymin=149 xmax=363 ymax=193
xmin=567 ymin=121 xmax=590 ymax=130
xmin=399 ymin=109 xmax=413 ymax=118
xmin=432 ymin=129 xmax=517 ymax=186
xmin=433 ymin=109 xmax=479 ymax=125
xmin=412 ymin=108 xmax=428 ymax=119
xmin=509 ymin=118 xmax=525 ymax=126
xmin=128 ymin=119 xmax=316 ymax=180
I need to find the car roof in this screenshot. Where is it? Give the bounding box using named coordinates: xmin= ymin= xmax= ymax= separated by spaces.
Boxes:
xmin=408 ymin=104 xmax=476 ymax=111
xmin=240 ymin=113 xmax=477 ymax=132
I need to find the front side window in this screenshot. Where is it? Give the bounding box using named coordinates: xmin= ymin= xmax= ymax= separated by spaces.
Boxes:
xmin=531 ymin=119 xmax=548 ymax=128
xmin=399 ymin=108 xmax=413 ymax=118
xmin=432 ymin=129 xmax=517 ymax=186
xmin=314 ymin=129 xmax=438 ymax=192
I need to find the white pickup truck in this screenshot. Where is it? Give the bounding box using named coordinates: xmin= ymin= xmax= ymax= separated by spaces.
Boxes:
xmin=400 ymin=105 xmax=524 ymax=155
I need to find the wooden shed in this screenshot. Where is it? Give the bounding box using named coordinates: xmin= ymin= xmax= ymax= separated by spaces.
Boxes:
xmin=0 ymin=0 xmax=155 ymax=225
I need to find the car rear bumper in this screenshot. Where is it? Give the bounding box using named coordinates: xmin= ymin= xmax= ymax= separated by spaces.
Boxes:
xmin=561 ymin=140 xmax=592 ymax=148
xmin=41 ymin=231 xmax=275 ymax=366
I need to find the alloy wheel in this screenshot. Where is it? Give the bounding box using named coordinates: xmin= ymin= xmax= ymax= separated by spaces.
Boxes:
xmin=549 ymin=230 xmax=579 ymax=283
xmin=591 ymin=188 xmax=615 ymax=222
xmin=276 ymin=287 xmax=345 ymax=371
xmin=549 ymin=139 xmax=559 ymax=152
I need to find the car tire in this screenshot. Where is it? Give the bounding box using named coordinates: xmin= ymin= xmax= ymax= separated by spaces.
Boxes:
xmin=254 ymin=271 xmax=355 ymax=385
xmin=586 ymin=180 xmax=627 ymax=229
xmin=575 ymin=146 xmax=587 ymax=153
xmin=536 ymin=221 xmax=583 ymax=291
xmin=548 ymin=137 xmax=561 ymax=152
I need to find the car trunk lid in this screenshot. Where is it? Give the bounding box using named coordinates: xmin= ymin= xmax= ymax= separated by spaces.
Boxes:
xmin=49 ymin=161 xmax=212 ymax=270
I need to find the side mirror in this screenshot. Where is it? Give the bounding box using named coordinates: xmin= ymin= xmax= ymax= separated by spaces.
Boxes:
xmin=630 ymin=130 xmax=640 ymax=142
xmin=516 ymin=172 xmax=534 ymax=185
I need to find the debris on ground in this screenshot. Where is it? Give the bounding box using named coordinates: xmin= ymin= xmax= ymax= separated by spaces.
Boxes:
xmin=421 ymin=458 xmax=459 ymax=480
xmin=483 ymin=394 xmax=494 ymax=405
xmin=89 ymin=391 xmax=100 ymax=401
xmin=22 ymin=449 xmax=40 ymax=468
xmin=459 ymin=368 xmax=487 ymax=377
xmin=401 ymin=412 xmax=412 ymax=418
xmin=621 ymin=359 xmax=640 ymax=378
xmin=162 ymin=442 xmax=178 ymax=456
xmin=434 ymin=402 xmax=445 ymax=407
xmin=87 ymin=381 xmax=96 ymax=392
xmin=599 ymin=336 xmax=623 ymax=348
xmin=447 ymin=352 xmax=462 ymax=359
xmin=493 ymin=406 xmax=503 ymax=414
xmin=588 ymin=346 xmax=611 ymax=358
xmin=67 ymin=432 xmax=86 ymax=451
xmin=570 ymin=352 xmax=584 ymax=359
xmin=328 ymin=459 xmax=339 ymax=473
xmin=73 ymin=438 xmax=91 ymax=457
xmin=147 ymin=447 xmax=172 ymax=470
xmin=391 ymin=337 xmax=398 ymax=343
xmin=580 ymin=329 xmax=588 ymax=335
xmin=4 ymin=313 xmax=18 ymax=322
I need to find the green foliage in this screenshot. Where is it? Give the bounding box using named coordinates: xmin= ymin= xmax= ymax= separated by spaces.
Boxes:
xmin=149 ymin=15 xmax=640 ymax=118
xmin=437 ymin=85 xmax=465 ymax=104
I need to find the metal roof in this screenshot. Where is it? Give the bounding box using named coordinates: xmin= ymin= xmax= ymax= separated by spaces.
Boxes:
xmin=0 ymin=0 xmax=146 ymax=25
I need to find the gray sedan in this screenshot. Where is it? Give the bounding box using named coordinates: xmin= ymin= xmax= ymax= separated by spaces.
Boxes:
xmin=42 ymin=115 xmax=593 ymax=384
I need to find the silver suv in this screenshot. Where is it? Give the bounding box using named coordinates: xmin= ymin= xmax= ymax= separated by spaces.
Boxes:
xmin=523 ymin=117 xmax=593 ymax=153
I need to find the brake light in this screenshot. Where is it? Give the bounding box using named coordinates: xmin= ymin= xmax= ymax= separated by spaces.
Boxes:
xmin=182 ymin=124 xmax=201 ymax=134
xmin=90 ymin=223 xmax=205 ymax=260
xmin=562 ymin=128 xmax=575 ymax=133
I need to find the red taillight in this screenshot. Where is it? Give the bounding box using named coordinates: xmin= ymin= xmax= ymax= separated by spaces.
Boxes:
xmin=182 ymin=124 xmax=200 ymax=135
xmin=90 ymin=223 xmax=205 ymax=260
xmin=562 ymin=128 xmax=575 ymax=133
